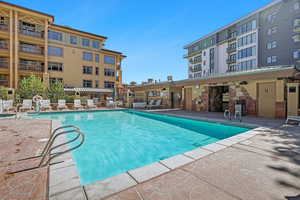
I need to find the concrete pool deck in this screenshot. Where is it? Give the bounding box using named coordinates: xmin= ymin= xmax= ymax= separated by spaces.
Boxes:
xmin=0 ymin=110 xmax=300 ymax=199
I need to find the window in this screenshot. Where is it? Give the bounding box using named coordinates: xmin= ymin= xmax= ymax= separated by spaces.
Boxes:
xmin=48 ymin=30 xmax=62 ymax=41
xmin=194 ymin=56 xmax=202 ymax=63
xmin=267 ymin=56 xmax=277 ymax=64
xmin=203 ymin=51 xmax=206 ymax=56
xmin=70 ymin=35 xmax=77 ymax=45
xmin=267 ymin=41 xmax=277 ymax=49
xmin=237 ymin=46 xmax=256 ymax=59
xmin=48 ymin=62 xmax=63 ymax=72
xmin=50 ymin=78 xmax=63 ymax=84
xmin=83 ymin=52 xmax=93 ymax=61
xmin=294 ymin=2 xmax=300 ymax=10
xmin=267 ymin=26 xmax=277 ymax=35
xmin=83 ymin=80 xmax=92 ymax=88
xmin=104 ymin=81 xmax=114 ymax=88
xmin=83 ymin=66 xmax=93 ymax=74
xmin=92 ymin=40 xmax=100 ymax=49
xmin=293 ymin=34 xmax=300 ymax=42
xmin=237 ymin=33 xmax=256 ymax=47
xmin=267 ymin=12 xmax=277 ymax=24
xmin=95 ymin=67 xmax=99 ymax=75
xmin=48 ymin=46 xmax=63 ymax=56
xmin=104 ymin=55 xmax=115 ymax=64
xmin=82 ymin=38 xmax=90 ymax=47
xmin=294 ymin=19 xmax=300 ymax=27
xmin=238 ymin=20 xmax=257 ymax=35
xmin=95 ymin=80 xmax=99 ymax=88
xmin=293 ymin=50 xmax=300 ymax=59
xmin=104 ymin=68 xmax=115 ymax=76
xmin=95 ymin=54 xmax=100 ymax=63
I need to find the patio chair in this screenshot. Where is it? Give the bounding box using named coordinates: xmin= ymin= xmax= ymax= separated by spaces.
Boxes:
xmin=146 ymin=99 xmax=156 ymax=109
xmin=20 ymin=99 xmax=33 ymax=112
xmin=87 ymin=99 xmax=96 ymax=109
xmin=57 ymin=99 xmax=67 ymax=110
xmin=41 ymin=100 xmax=51 ymax=111
xmin=147 ymin=99 xmax=162 ymax=110
xmin=74 ymin=99 xmax=82 ymax=109
xmin=3 ymin=100 xmax=13 ymax=112
xmin=106 ymin=100 xmax=116 ymax=108
xmin=286 ymin=116 xmax=300 ymax=126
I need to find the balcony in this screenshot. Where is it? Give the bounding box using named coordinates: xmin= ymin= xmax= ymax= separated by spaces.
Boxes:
xmin=226 ymin=58 xmax=236 ymax=64
xmin=116 ymin=64 xmax=121 ymax=70
xmin=19 ymin=61 xmax=44 ymax=72
xmin=19 ymin=29 xmax=44 ymax=38
xmin=19 ymin=44 xmax=44 ymax=55
xmin=0 ymin=59 xmax=8 ymax=69
xmin=0 ymin=24 xmax=9 ymax=31
xmin=226 ymin=46 xmax=236 ymax=53
xmin=227 ymin=32 xmax=237 ymax=40
xmin=0 ymin=40 xmax=8 ymax=50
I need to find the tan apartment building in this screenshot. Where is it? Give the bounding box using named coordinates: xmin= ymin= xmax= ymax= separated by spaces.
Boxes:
xmin=0 ymin=1 xmax=125 ymax=99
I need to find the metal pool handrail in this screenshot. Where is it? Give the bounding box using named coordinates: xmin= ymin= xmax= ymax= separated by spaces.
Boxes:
xmin=9 ymin=125 xmax=85 ymax=174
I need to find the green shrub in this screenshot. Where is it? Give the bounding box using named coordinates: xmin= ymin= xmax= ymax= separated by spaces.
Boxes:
xmin=65 ymin=95 xmax=75 ymax=104
xmin=0 ymin=86 xmax=8 ymax=100
xmin=16 ymin=75 xmax=45 ymax=100
xmin=47 ymin=81 xmax=65 ymax=103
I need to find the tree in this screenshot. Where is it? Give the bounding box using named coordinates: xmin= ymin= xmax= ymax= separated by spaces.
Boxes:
xmin=0 ymin=86 xmax=8 ymax=100
xmin=47 ymin=81 xmax=65 ymax=103
xmin=16 ymin=75 xmax=45 ymax=100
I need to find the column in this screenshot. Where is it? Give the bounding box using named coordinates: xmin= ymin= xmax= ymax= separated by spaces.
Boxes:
xmin=14 ymin=11 xmax=18 ymax=88
xmin=43 ymin=19 xmax=49 ymax=87
xmin=9 ymin=10 xmax=13 ymax=88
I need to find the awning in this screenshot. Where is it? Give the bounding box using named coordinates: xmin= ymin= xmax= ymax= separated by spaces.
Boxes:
xmin=64 ymin=88 xmax=113 ymax=93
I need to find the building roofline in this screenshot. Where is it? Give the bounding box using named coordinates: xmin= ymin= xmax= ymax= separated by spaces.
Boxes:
xmin=51 ymin=24 xmax=108 ymax=40
xmin=183 ymin=0 xmax=282 ymax=49
xmin=0 ymin=0 xmax=54 ymax=21
xmin=102 ymin=48 xmax=126 ymax=57
xmin=135 ymin=65 xmax=297 ymax=87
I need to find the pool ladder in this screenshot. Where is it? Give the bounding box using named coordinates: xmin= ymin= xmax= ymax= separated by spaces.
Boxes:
xmin=8 ymin=125 xmax=85 ymax=174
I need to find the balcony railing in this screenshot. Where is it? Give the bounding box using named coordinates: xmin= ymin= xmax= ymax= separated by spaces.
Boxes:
xmin=19 ymin=44 xmax=44 ymax=55
xmin=190 ymin=66 xmax=202 ymax=72
xmin=0 ymin=41 xmax=8 ymax=50
xmin=0 ymin=79 xmax=8 ymax=87
xmin=226 ymin=46 xmax=236 ymax=53
xmin=0 ymin=60 xmax=8 ymax=69
xmin=227 ymin=32 xmax=237 ymax=40
xmin=0 ymin=24 xmax=9 ymax=31
xmin=19 ymin=29 xmax=44 ymax=38
xmin=19 ymin=62 xmax=44 ymax=72
xmin=226 ymin=59 xmax=236 ymax=64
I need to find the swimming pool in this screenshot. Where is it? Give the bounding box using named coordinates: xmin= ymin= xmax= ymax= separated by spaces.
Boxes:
xmin=31 ymin=110 xmax=250 ymax=185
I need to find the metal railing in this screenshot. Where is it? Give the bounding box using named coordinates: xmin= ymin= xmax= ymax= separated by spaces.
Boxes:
xmin=0 ymin=60 xmax=8 ymax=69
xmin=19 ymin=44 xmax=44 ymax=55
xmin=8 ymin=125 xmax=85 ymax=174
xmin=0 ymin=41 xmax=8 ymax=49
xmin=19 ymin=62 xmax=44 ymax=72
xmin=19 ymin=29 xmax=44 ymax=38
xmin=0 ymin=24 xmax=9 ymax=31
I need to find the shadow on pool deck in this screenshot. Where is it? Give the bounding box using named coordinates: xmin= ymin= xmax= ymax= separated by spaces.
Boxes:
xmin=0 ymin=118 xmax=52 ymax=200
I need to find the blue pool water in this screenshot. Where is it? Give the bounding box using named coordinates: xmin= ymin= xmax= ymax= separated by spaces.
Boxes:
xmin=31 ymin=110 xmax=250 ymax=185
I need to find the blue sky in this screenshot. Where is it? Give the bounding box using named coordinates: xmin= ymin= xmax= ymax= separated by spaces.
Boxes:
xmin=8 ymin=0 xmax=273 ymax=83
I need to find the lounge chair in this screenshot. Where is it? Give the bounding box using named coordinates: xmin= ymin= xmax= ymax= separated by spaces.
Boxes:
xmin=286 ymin=116 xmax=300 ymax=126
xmin=87 ymin=99 xmax=96 ymax=109
xmin=3 ymin=100 xmax=13 ymax=112
xmin=106 ymin=97 xmax=115 ymax=108
xmin=147 ymin=99 xmax=162 ymax=110
xmin=20 ymin=99 xmax=33 ymax=112
xmin=146 ymin=99 xmax=156 ymax=109
xmin=74 ymin=99 xmax=82 ymax=109
xmin=57 ymin=99 xmax=67 ymax=110
xmin=132 ymin=102 xmax=147 ymax=109
xmin=41 ymin=100 xmax=51 ymax=110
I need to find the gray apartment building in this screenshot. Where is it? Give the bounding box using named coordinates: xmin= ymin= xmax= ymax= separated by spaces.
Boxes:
xmin=184 ymin=0 xmax=300 ymax=79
